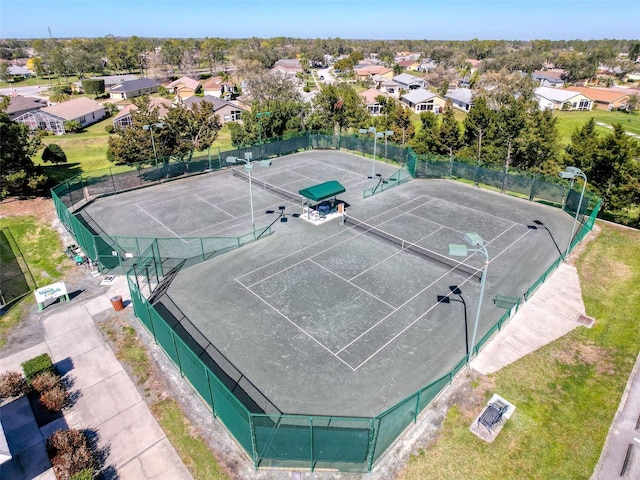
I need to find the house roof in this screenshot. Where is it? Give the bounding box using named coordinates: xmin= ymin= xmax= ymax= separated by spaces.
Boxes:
xmin=41 ymin=97 xmax=104 ymax=120
xmin=445 ymin=88 xmax=474 ymax=105
xmin=534 ymin=86 xmax=589 ymax=103
xmin=112 ymin=96 xmax=172 ymax=121
xmin=110 ymin=78 xmax=160 ymax=93
xmin=182 ymin=95 xmax=247 ymax=112
xmin=272 ymin=58 xmax=302 ymax=70
xmin=360 ymin=88 xmax=389 ymax=104
xmin=397 ymin=60 xmax=417 ymax=68
xmin=92 ymin=74 xmax=139 ymax=86
xmin=6 ymin=95 xmax=47 ymax=115
xmin=8 ymin=66 xmax=32 ymax=75
xmin=532 ymin=70 xmax=566 ymax=84
xmin=563 ymin=86 xmax=630 ymax=103
xmin=355 ymin=65 xmax=393 ymax=76
xmin=401 ymin=88 xmax=437 ymax=104
xmin=393 ymin=73 xmax=424 ymax=86
xmin=167 ymin=76 xmax=201 ymax=91
xmin=202 ymin=76 xmax=232 ymax=90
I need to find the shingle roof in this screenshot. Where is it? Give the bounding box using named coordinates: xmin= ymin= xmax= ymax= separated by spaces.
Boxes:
xmin=92 ymin=74 xmax=139 ymax=86
xmin=112 ymin=96 xmax=172 ymax=121
xmin=6 ymin=95 xmax=47 ymax=115
xmin=401 ymin=88 xmax=436 ymax=104
xmin=393 ymin=73 xmax=424 ymax=86
xmin=445 ymin=88 xmax=474 ymax=105
xmin=360 ymin=88 xmax=389 ymax=104
xmin=167 ymin=76 xmax=201 ymax=91
xmin=41 ymin=97 xmax=104 ymax=120
xmin=564 ymin=86 xmax=630 ymax=103
xmin=535 ymin=86 xmax=587 ymax=103
xmin=110 ymin=78 xmax=160 ymax=93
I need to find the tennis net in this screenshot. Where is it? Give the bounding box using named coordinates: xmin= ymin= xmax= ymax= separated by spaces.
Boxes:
xmin=232 ymin=168 xmax=302 ymax=204
xmin=344 ymin=216 xmax=481 ymax=279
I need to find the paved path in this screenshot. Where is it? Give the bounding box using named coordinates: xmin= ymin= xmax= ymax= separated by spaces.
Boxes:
xmin=0 ymin=276 xmax=192 ymax=480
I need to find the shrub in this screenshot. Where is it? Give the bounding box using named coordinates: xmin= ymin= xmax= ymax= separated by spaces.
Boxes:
xmin=40 ymin=385 xmax=68 ymax=411
xmin=48 ymin=429 xmax=95 ymax=480
xmin=22 ymin=353 xmax=55 ymax=385
xmin=42 ymin=144 xmax=68 ymax=164
xmin=70 ymin=469 xmax=94 ymax=480
xmin=32 ymin=370 xmax=62 ymax=393
xmin=0 ymin=371 xmax=27 ymax=399
xmin=104 ymin=124 xmax=114 ymax=134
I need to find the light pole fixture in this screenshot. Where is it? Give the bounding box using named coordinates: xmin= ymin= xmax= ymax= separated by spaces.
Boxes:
xmin=359 ymin=127 xmax=392 ymax=188
xmin=437 ymin=285 xmax=469 ymax=357
xmin=448 ymin=233 xmax=489 ymax=366
xmin=559 ymin=166 xmax=587 ymax=260
xmin=226 ymin=153 xmax=271 ymax=240
xmin=142 ymin=122 xmax=164 ymax=169
xmin=256 ymin=111 xmax=271 ymax=145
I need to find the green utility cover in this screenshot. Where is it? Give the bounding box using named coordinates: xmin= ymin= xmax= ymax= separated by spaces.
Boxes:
xmin=298 ymin=180 xmax=346 ymax=202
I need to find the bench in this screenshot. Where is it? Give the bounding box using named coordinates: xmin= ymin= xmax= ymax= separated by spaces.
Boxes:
xmin=478 ymin=400 xmax=509 ymax=433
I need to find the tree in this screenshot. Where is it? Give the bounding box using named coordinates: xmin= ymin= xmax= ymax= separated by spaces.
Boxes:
xmin=564 ymin=118 xmax=600 ymax=172
xmin=409 ymin=111 xmax=438 ymax=154
xmin=202 ymin=38 xmax=228 ymax=74
xmin=81 ymin=79 xmax=105 ymax=98
xmin=462 ymin=96 xmax=494 ymax=164
xmin=310 ymin=83 xmax=367 ymax=135
xmin=433 ymin=101 xmax=462 ymax=155
xmin=0 ymin=96 xmax=44 ymax=197
xmin=244 ymin=71 xmax=301 ymax=104
xmin=0 ymin=62 xmax=9 ymax=82
xmin=49 ymin=86 xmax=70 ymax=103
xmin=42 ymin=144 xmax=67 ymax=164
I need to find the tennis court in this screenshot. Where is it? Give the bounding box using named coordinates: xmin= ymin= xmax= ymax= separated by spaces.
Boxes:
xmin=83 ymin=151 xmax=573 ymax=417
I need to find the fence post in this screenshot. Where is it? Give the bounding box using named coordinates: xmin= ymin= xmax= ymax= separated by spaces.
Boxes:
xmin=309 ymin=417 xmax=314 ymax=471
xmin=529 ymin=176 xmax=537 ymax=201
xmin=110 ymin=167 xmax=116 ymax=193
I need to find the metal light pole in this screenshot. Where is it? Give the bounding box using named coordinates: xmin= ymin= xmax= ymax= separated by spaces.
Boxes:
xmin=449 ymin=233 xmax=490 ymax=365
xmin=559 ymin=167 xmax=587 ymax=260
xmin=143 ymin=122 xmax=164 ymax=169
xmin=226 ymin=153 xmax=272 ymax=241
xmin=359 ymin=127 xmax=390 ymax=188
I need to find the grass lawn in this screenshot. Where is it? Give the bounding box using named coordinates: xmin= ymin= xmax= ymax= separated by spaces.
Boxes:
xmin=0 ymin=213 xmax=69 ymax=349
xmin=397 ymin=221 xmax=640 ymax=480
xmin=555 ymin=110 xmax=640 ymax=146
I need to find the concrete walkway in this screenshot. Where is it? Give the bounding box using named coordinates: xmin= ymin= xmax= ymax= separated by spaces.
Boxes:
xmin=471 ymin=262 xmax=586 ymax=374
xmin=0 ymin=277 xmax=192 ymax=480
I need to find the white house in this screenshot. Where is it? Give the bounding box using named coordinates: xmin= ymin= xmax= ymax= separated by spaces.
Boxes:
xmin=534 ymin=86 xmax=593 ymax=111
xmin=109 ymin=78 xmax=160 ymax=100
xmin=445 ymin=88 xmax=474 ymax=112
xmin=392 ymin=73 xmax=426 ymax=91
xmin=15 ymin=97 xmax=106 ymax=134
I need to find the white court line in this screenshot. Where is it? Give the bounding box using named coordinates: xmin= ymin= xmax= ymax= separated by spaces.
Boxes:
xmin=236 ymin=279 xmax=356 ymax=371
xmin=348 ymin=224 xmax=534 ymax=369
xmin=428 ymin=196 xmax=529 ymax=228
xmin=193 ymin=194 xmax=236 ymax=215
xmin=308 ymin=259 xmax=397 ymax=310
xmin=135 ymin=204 xmax=188 ymax=243
xmin=348 ymin=226 xmax=446 ymax=282
xmin=235 ymin=194 xmax=434 ymax=284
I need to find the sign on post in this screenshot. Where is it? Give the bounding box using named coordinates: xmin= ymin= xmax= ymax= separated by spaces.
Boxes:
xmin=34 ymin=281 xmax=69 ymax=311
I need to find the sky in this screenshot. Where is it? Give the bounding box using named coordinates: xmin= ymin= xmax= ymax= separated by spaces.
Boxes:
xmin=1 ymin=0 xmax=639 ymax=41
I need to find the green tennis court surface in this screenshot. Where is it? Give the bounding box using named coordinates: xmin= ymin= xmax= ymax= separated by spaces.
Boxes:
xmin=83 ymin=151 xmax=574 ymax=417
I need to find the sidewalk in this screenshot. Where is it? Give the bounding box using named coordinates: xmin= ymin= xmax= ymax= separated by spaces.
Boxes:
xmin=0 ymin=276 xmax=192 ymax=480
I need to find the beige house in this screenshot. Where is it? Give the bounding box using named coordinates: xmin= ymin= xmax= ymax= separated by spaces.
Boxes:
xmin=182 ymin=96 xmax=246 ymax=125
xmin=564 ymin=86 xmax=632 ymax=111
xmin=14 ymin=97 xmax=106 ymax=134
xmin=167 ymin=77 xmax=202 ymax=99
xmin=270 ymin=59 xmax=302 ymax=77
xmin=360 ymin=88 xmax=391 ymax=116
xmin=355 ymin=65 xmax=394 ymax=82
xmin=534 ymin=87 xmax=593 ymax=111
xmin=202 ymin=76 xmax=236 ymax=99
xmin=400 ymin=88 xmax=447 ymax=114
xmin=112 ymin=97 xmax=173 ymax=129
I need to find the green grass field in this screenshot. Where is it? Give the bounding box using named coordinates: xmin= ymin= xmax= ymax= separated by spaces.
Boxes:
xmin=397 ymin=221 xmax=640 ymax=480
xmin=555 ymin=110 xmax=640 ymax=145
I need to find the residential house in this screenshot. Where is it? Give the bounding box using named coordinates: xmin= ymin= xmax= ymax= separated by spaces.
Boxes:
xmin=270 ymin=59 xmax=303 ymax=78
xmin=14 ymin=97 xmax=106 ymax=134
xmin=416 ymin=60 xmax=438 ymax=73
xmin=7 ymin=66 xmax=32 ymax=78
xmin=167 ymin=77 xmax=202 ymax=99
xmin=182 ymin=95 xmax=246 ymax=125
xmin=534 ymin=86 xmax=593 ymax=111
xmin=109 ymin=78 xmax=160 ymax=100
xmin=91 ymin=74 xmax=139 ymax=90
xmin=354 ymin=65 xmax=393 ymax=82
xmin=5 ymin=95 xmax=47 ymax=121
xmin=532 ymin=69 xmax=567 ymax=87
xmin=564 ymin=86 xmax=632 ymax=111
xmin=445 ymin=88 xmax=474 ymax=112
xmin=397 ymin=59 xmax=420 ymax=70
xmin=111 ymin=97 xmax=172 ymax=129
xmin=464 ymin=59 xmax=482 ymax=72
xmin=392 ymin=73 xmax=426 ymax=91
xmin=394 ymin=52 xmax=421 ymax=63
xmin=360 ymin=88 xmax=390 ymax=116
xmin=380 ymin=80 xmax=401 ymax=97
xmin=401 ymin=88 xmax=447 ymax=114
xmin=202 ymin=76 xmax=236 ymax=99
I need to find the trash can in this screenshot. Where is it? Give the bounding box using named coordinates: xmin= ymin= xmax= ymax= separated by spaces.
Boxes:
xmin=110 ymin=295 xmax=124 ymax=311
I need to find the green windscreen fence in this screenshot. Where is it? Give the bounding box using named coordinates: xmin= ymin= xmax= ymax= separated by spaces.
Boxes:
xmin=55 ymin=132 xmax=602 ymax=472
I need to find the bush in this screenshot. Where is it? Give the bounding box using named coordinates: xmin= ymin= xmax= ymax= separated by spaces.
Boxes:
xmin=42 ymin=144 xmax=68 ymax=164
xmin=32 ymin=370 xmax=62 ymax=393
xmin=0 ymin=371 xmax=27 ymax=399
xmin=104 ymin=124 xmax=114 ymax=134
xmin=22 ymin=353 xmax=55 ymax=385
xmin=70 ymin=469 xmax=94 ymax=480
xmin=40 ymin=385 xmax=68 ymax=411
xmin=47 ymin=429 xmax=95 ymax=480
